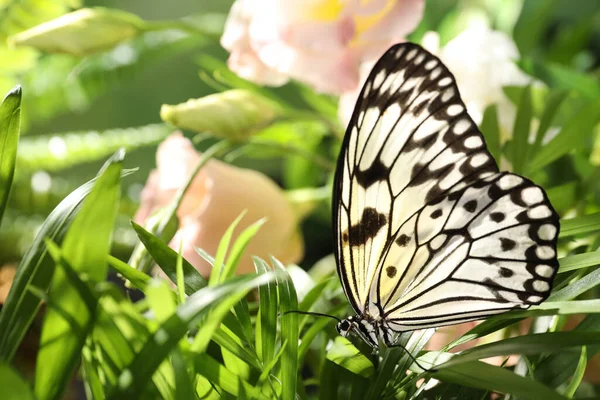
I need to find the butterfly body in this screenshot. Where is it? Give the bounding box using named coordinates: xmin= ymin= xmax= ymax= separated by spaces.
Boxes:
xmin=333 ymin=43 xmax=559 ymax=347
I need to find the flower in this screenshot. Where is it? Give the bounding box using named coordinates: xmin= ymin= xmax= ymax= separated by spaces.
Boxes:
xmin=0 ymin=265 xmax=16 ymax=304
xmin=338 ymin=24 xmax=534 ymax=135
xmin=134 ymin=132 xmax=304 ymax=277
xmin=221 ymin=0 xmax=425 ymax=94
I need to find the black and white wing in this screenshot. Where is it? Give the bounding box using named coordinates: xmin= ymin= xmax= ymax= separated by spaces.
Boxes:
xmin=333 ymin=43 xmax=559 ymax=329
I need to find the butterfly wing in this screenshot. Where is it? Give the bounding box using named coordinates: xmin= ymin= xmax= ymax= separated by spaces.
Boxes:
xmin=333 ymin=43 xmax=559 ymax=327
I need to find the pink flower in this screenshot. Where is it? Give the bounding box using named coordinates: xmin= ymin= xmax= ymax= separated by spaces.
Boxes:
xmin=221 ymin=0 xmax=425 ymax=94
xmin=134 ymin=132 xmax=304 ymax=277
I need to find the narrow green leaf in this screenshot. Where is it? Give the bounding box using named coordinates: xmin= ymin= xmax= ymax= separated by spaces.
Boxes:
xmin=108 ymin=273 xmax=278 ymax=399
xmin=326 ymin=337 xmax=375 ymax=378
xmin=366 ymin=345 xmax=405 ymax=400
xmin=35 ymin=150 xmax=123 ymax=400
xmin=146 ymin=279 xmax=177 ymax=324
xmin=209 ymin=211 xmax=246 ymax=286
xmin=559 ymin=252 xmax=600 ymax=273
xmin=441 ymin=332 xmax=599 ymax=368
xmin=559 ymin=212 xmax=600 ymax=238
xmin=527 ymin=98 xmax=600 ymax=172
xmin=254 ymin=257 xmax=277 ymax=364
xmin=171 ymin=349 xmax=195 ymax=400
xmin=564 ymin=346 xmax=586 ymax=398
xmin=448 ymin=318 xmax=523 ymax=350
xmin=131 ymin=221 xmax=207 ymax=295
xmin=176 ymin=242 xmax=185 ymax=304
xmin=511 ymin=86 xmax=532 ymax=174
xmin=220 ymin=218 xmax=266 ymax=282
xmin=107 ymin=255 xmax=150 ymax=289
xmin=212 ymin=327 xmax=261 ymax=369
xmin=431 ymin=360 xmax=564 ymax=400
xmin=479 ymin=104 xmax=501 ymax=163
xmin=0 ymin=362 xmax=35 ymax=400
xmin=536 ymin=315 xmax=600 ymax=388
xmin=193 ymin=353 xmax=268 ymax=400
xmin=531 ymin=90 xmax=568 ymax=157
xmin=273 ymin=258 xmax=299 ymax=400
xmin=0 ymin=85 xmax=21 ymax=228
xmin=549 ymin=267 xmax=600 ymax=301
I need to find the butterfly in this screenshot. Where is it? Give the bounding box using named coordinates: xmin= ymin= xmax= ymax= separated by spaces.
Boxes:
xmin=332 ymin=42 xmax=559 ymax=348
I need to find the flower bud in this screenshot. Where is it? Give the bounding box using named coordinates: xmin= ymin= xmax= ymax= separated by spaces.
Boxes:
xmin=9 ymin=8 xmax=144 ymax=56
xmin=160 ymin=89 xmax=282 ymax=142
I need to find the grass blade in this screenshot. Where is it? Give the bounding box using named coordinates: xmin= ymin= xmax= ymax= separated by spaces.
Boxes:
xmin=326 ymin=337 xmax=375 ymax=378
xmin=0 ymin=86 xmax=21 ymax=228
xmin=209 ymin=211 xmax=246 ymax=286
xmin=131 ymin=221 xmax=207 ymax=295
xmin=511 ymin=85 xmax=533 ymax=174
xmin=35 ymin=150 xmax=123 ymax=400
xmin=559 ymin=212 xmax=600 ymax=238
xmin=564 ymin=346 xmax=586 ymax=398
xmin=109 ymin=273 xmax=278 ymax=399
xmin=0 ymin=362 xmax=35 ymax=400
xmin=530 ymin=90 xmax=568 ymax=157
xmin=527 ymin=98 xmax=600 ymax=172
xmin=548 ymin=267 xmax=600 ymax=301
xmin=254 ymin=257 xmax=277 ymax=365
xmin=272 ymin=258 xmax=299 ymax=400
xmin=559 ymin=251 xmax=600 ymax=273
xmin=479 ymin=104 xmax=501 ymax=163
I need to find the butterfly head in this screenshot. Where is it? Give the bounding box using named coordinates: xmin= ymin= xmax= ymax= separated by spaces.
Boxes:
xmin=335 ymin=317 xmax=354 ymax=338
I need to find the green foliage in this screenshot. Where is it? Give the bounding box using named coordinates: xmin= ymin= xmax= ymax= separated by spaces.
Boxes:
xmin=0 ymin=86 xmax=21 ymax=226
xmin=1 ymin=1 xmax=600 ymax=399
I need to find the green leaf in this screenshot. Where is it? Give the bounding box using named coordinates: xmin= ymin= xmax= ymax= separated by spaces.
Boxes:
xmin=564 ymin=346 xmax=586 ymax=398
xmin=108 ymin=273 xmax=278 ymax=399
xmin=131 ymin=221 xmax=207 ymax=295
xmin=171 ymin=350 xmax=195 ymax=400
xmin=431 ymin=359 xmax=564 ymax=400
xmin=531 ymin=90 xmax=568 ymax=157
xmin=210 ymin=211 xmax=246 ymax=286
xmin=272 ymin=258 xmax=299 ymax=400
xmin=254 ymin=257 xmax=277 ymax=365
xmin=193 ymin=353 xmax=268 ymax=400
xmin=35 ymin=150 xmax=123 ymax=400
xmin=0 ymin=362 xmax=35 ymax=400
xmin=527 ymin=98 xmax=600 ymax=172
xmin=107 ymin=255 xmax=150 ymax=290
xmin=559 ymin=212 xmax=600 ymax=238
xmin=440 ymin=332 xmax=600 ymax=368
xmin=548 ymin=267 xmax=600 ymax=301
xmin=0 ymin=160 xmax=133 ymax=362
xmin=221 ymin=218 xmax=266 ymax=283
xmin=0 ymin=85 xmax=21 ymax=227
xmin=511 ymin=85 xmax=533 ymax=174
xmin=559 ymin=252 xmax=600 ymax=273
xmin=479 ymin=104 xmax=501 ymax=163
xmin=326 ymin=337 xmax=375 ymax=378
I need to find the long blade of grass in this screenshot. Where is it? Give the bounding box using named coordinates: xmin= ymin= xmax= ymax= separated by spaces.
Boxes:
xmin=479 ymin=104 xmax=501 ymax=163
xmin=527 ymin=98 xmax=600 ymax=172
xmin=326 ymin=337 xmax=374 ymax=378
xmin=559 ymin=251 xmax=600 ymax=273
xmin=559 ymin=212 xmax=600 ymax=238
xmin=548 ymin=267 xmax=600 ymax=301
xmin=530 ymin=90 xmax=568 ymax=157
xmin=0 ymin=86 xmax=21 ymax=228
xmin=254 ymin=257 xmax=277 ymax=365
xmin=564 ymin=346 xmax=586 ymax=398
xmin=440 ymin=332 xmax=600 ymax=368
xmin=511 ymin=85 xmax=533 ymax=174
xmin=0 ymin=165 xmax=131 ymax=362
xmin=209 ymin=211 xmax=246 ymax=286
xmin=0 ymin=362 xmax=35 ymax=400
xmin=108 ymin=273 xmax=277 ymax=399
xmin=272 ymin=257 xmax=299 ymax=400
xmin=131 ymin=221 xmax=207 ymax=294
xmin=430 ymin=360 xmax=564 ymax=400
xmin=193 ymin=353 xmax=268 ymax=400
xmin=35 ymin=150 xmax=123 ymax=400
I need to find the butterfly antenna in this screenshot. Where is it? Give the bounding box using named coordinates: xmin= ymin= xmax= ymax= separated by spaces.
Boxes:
xmin=388 ymin=341 xmax=437 ymax=373
xmin=282 ymin=310 xmax=342 ymax=323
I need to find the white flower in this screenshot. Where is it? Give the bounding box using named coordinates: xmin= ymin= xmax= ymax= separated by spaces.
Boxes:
xmin=221 ymin=0 xmax=425 ymax=94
